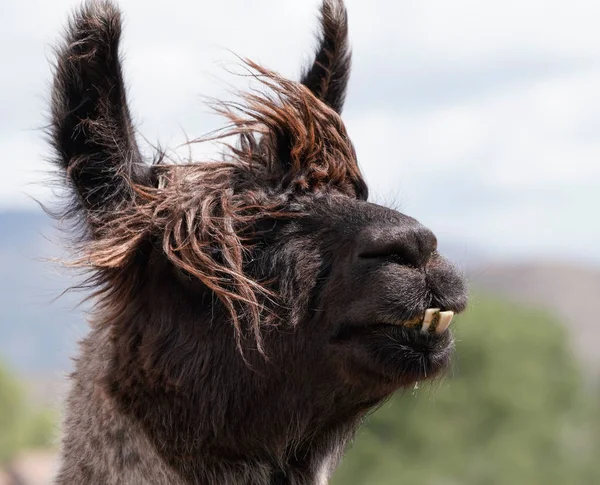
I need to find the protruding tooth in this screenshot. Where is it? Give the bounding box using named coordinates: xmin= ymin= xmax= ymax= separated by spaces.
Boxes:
xmin=421 ymin=308 xmax=440 ymax=333
xmin=435 ymin=311 xmax=454 ymax=334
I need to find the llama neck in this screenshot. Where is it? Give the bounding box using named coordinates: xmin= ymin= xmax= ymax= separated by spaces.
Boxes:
xmin=55 ymin=327 xmax=349 ymax=485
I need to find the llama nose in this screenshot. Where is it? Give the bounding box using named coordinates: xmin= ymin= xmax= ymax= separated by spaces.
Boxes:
xmin=356 ymin=222 xmax=438 ymax=268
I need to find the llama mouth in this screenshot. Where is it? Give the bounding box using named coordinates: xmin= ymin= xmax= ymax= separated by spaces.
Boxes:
xmin=331 ymin=309 xmax=456 ymax=384
xmin=332 ymin=308 xmax=456 ymax=343
xmin=392 ymin=308 xmax=454 ymax=334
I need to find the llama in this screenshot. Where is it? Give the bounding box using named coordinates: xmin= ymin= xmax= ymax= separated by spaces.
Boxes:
xmin=49 ymin=1 xmax=467 ymax=484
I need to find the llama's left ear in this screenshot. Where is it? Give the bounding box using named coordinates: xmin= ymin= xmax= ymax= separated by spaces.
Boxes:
xmin=300 ymin=0 xmax=351 ymax=114
xmin=50 ymin=1 xmax=150 ymax=235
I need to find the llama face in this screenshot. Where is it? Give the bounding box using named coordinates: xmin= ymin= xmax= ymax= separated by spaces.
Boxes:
xmin=228 ymin=191 xmax=467 ymax=397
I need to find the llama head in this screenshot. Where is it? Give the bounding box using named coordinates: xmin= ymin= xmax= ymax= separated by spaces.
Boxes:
xmin=51 ymin=0 xmax=467 ymax=475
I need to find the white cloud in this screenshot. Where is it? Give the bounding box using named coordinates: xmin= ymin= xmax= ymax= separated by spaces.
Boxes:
xmin=0 ymin=132 xmax=54 ymax=209
xmin=349 ymin=0 xmax=600 ymax=62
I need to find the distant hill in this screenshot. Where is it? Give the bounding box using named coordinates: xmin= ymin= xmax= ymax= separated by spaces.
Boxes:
xmin=471 ymin=262 xmax=600 ymax=376
xmin=0 ymin=210 xmax=87 ymax=377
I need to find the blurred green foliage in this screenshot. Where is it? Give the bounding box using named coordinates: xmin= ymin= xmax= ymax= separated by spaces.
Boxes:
xmin=0 ymin=363 xmax=55 ymax=463
xmin=332 ymin=294 xmax=600 ymax=485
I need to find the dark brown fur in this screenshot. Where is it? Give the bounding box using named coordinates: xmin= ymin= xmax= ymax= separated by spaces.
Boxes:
xmin=49 ymin=1 xmax=468 ymax=484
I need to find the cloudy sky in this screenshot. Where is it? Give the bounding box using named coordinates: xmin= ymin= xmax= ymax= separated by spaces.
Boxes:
xmin=2 ymin=0 xmax=599 ymax=264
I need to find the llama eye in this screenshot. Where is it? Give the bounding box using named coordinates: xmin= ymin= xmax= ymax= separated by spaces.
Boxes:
xmin=209 ymin=247 xmax=222 ymax=257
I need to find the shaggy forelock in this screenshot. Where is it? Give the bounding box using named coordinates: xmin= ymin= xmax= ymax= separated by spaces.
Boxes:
xmin=67 ymin=60 xmax=366 ymax=352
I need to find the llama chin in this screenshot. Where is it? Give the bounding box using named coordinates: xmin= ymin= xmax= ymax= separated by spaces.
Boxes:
xmin=48 ymin=1 xmax=468 ymax=484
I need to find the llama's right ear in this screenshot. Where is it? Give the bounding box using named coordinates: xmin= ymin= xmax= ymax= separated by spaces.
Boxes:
xmin=300 ymin=0 xmax=352 ymax=114
xmin=50 ymin=1 xmax=150 ymax=232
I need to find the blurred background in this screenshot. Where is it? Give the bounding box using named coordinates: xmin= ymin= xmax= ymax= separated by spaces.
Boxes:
xmin=1 ymin=0 xmax=599 ymax=483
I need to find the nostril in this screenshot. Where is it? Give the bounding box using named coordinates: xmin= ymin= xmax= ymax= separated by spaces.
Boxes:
xmin=358 ymin=243 xmax=415 ymax=262
xmin=356 ymin=225 xmax=438 ymax=268
xmin=419 ymin=229 xmax=438 ymax=262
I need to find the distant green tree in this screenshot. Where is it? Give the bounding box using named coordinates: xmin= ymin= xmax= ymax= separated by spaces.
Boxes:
xmin=332 ymin=294 xmax=599 ymax=485
xmin=0 ymin=362 xmax=55 ymax=463
xmin=580 ymin=386 xmax=600 ymax=483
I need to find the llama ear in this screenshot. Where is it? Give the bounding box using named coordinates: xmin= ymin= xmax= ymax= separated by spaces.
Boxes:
xmin=300 ymin=0 xmax=352 ymax=114
xmin=50 ymin=1 xmax=149 ymax=231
